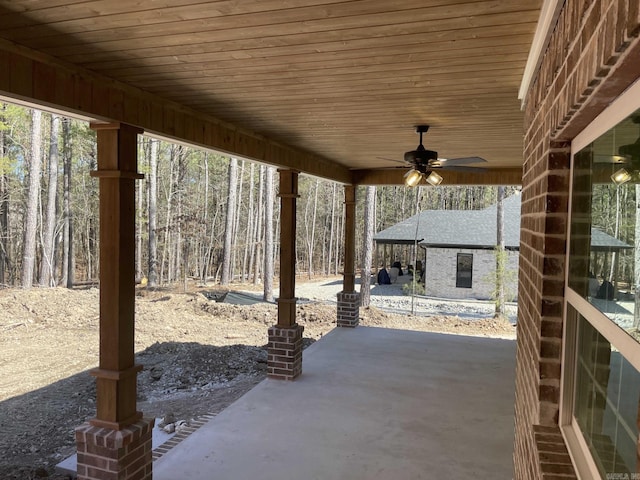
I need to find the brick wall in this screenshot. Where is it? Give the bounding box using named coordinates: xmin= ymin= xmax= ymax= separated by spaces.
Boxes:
xmin=515 ymin=1 xmax=640 ymax=479
xmin=423 ymin=247 xmax=519 ymax=300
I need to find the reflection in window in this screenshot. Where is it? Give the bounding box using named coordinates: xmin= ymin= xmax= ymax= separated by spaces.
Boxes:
xmin=456 ymin=253 xmax=472 ymax=288
xmin=574 ymin=313 xmax=640 ymax=476
xmin=569 ymin=109 xmax=640 ymax=338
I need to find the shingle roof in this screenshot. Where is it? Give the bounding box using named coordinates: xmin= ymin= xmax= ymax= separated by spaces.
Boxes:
xmin=373 ymin=195 xmax=631 ymax=250
xmin=373 ymin=194 xmax=521 ymax=249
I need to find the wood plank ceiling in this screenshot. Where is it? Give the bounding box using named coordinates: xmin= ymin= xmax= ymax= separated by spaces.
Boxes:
xmin=0 ymin=0 xmax=542 ymax=182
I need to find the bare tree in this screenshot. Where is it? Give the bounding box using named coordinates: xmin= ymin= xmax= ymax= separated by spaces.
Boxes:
xmin=263 ymin=166 xmax=275 ymax=301
xmin=148 ymin=139 xmax=159 ymax=287
xmin=39 ymin=114 xmax=60 ymax=287
xmin=0 ymin=104 xmax=8 ymax=285
xmin=251 ymin=165 xmax=265 ymax=285
xmin=242 ymin=163 xmax=255 ymax=281
xmin=495 ymin=186 xmax=506 ymax=318
xmin=360 ymin=186 xmax=376 ymax=306
xmin=60 ymin=118 xmax=74 ymax=288
xmin=22 ymin=109 xmax=42 ymax=288
xmin=221 ymin=157 xmax=238 ymax=285
xmin=634 ymin=185 xmax=640 ymax=330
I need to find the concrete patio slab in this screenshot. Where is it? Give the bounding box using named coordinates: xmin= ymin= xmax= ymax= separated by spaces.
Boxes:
xmin=154 ymin=326 xmax=516 ymax=480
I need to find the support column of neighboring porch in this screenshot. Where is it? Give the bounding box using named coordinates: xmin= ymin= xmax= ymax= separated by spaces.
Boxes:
xmin=75 ymin=123 xmax=154 ymax=480
xmin=268 ymin=169 xmax=304 ymax=380
xmin=337 ymin=185 xmax=360 ymax=327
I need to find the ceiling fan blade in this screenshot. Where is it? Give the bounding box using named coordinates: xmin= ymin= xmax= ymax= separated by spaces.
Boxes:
xmin=439 ymin=165 xmax=487 ymax=173
xmin=437 ymin=156 xmax=487 ymax=166
xmin=375 ymin=156 xmax=407 ymax=165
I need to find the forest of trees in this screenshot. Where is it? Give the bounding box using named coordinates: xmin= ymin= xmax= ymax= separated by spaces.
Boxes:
xmin=0 ymin=103 xmax=526 ymax=293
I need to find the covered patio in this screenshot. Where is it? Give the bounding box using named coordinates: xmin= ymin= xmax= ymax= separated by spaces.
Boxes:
xmin=153 ymin=326 xmax=516 ymax=480
xmin=2 ymin=1 xmax=640 ymax=478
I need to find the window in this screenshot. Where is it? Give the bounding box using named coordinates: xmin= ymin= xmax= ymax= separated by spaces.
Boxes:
xmin=562 ymin=78 xmax=640 ymax=479
xmin=456 ymin=253 xmax=473 ymax=288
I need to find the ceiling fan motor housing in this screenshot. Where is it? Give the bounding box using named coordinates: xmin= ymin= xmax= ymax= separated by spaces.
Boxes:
xmin=404 ymin=145 xmax=438 ymax=164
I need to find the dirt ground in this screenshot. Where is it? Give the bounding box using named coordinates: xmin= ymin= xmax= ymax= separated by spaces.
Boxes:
xmin=0 ymin=279 xmax=515 ymax=479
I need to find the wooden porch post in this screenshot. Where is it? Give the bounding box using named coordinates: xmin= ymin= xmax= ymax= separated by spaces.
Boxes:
xmin=75 ymin=122 xmax=154 ymax=480
xmin=267 ymin=169 xmax=304 ymax=380
xmin=277 ymin=169 xmax=298 ymax=327
xmin=343 ymin=185 xmax=356 ymax=293
xmin=337 ymin=185 xmax=360 ymax=327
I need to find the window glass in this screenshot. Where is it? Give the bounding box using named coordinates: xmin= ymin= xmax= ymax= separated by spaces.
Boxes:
xmin=456 ymin=253 xmax=472 ymax=288
xmin=569 ymin=108 xmax=640 ymax=339
xmin=573 ymin=311 xmax=640 ymax=476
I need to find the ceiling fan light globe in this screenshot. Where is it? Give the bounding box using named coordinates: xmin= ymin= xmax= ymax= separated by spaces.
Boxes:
xmin=425 ymin=171 xmax=443 ymax=186
xmin=404 ymin=169 xmax=423 ymax=187
xmin=611 ymin=168 xmax=632 ymax=185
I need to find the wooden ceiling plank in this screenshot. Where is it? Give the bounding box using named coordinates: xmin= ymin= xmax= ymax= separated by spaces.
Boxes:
xmin=0 ymin=0 xmax=485 ymax=37
xmin=77 ymin=31 xmax=535 ymax=68
xmin=38 ymin=11 xmax=539 ymax=57
xmin=139 ymin=63 xmax=524 ymax=87
xmin=12 ymin=3 xmax=540 ymax=50
xmin=142 ymin=72 xmax=524 ymax=98
xmin=101 ymin=43 xmax=530 ymax=78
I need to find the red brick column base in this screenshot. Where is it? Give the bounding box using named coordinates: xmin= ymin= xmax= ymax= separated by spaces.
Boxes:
xmin=75 ymin=418 xmax=155 ymax=480
xmin=267 ymin=324 xmax=304 ymax=380
xmin=337 ymin=291 xmax=360 ymax=328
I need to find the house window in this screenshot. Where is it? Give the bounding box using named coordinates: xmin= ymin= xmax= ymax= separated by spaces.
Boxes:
xmin=562 ymin=78 xmax=640 ymax=479
xmin=456 ymin=253 xmax=473 ymax=288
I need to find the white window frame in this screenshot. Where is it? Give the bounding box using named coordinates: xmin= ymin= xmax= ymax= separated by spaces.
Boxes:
xmin=561 ymin=77 xmax=640 ymax=479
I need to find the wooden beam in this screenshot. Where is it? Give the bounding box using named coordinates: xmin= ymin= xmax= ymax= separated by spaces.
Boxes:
xmin=351 ymin=167 xmax=523 ymax=186
xmin=0 ymin=40 xmax=352 ymax=184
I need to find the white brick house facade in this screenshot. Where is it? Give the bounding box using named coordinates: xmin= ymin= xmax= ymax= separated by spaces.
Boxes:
xmin=422 ymin=247 xmax=519 ymax=300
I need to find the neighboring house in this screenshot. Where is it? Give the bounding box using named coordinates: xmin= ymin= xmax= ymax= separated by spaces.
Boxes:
xmin=374 ymin=195 xmax=630 ymax=301
xmin=374 ymin=195 xmax=521 ymax=300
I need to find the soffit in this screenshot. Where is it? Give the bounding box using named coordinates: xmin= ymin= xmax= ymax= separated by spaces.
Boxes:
xmin=0 ymin=0 xmax=542 ymax=177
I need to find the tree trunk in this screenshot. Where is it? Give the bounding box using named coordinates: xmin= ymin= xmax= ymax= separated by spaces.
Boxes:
xmin=148 ymin=139 xmax=159 ymax=287
xmin=0 ymin=104 xmax=8 ymax=285
xmin=263 ymin=166 xmax=275 ymax=301
xmin=136 ymin=139 xmax=146 ymax=283
xmin=61 ymin=118 xmax=74 ymax=288
xmin=221 ymin=157 xmax=238 ymax=285
xmin=243 ymin=163 xmax=255 ymax=282
xmin=360 ymin=186 xmax=376 ymax=307
xmin=39 ymin=114 xmax=61 ymax=287
xmin=327 ymin=183 xmax=336 ymax=275
xmin=307 ymin=179 xmax=319 ymax=278
xmin=495 ymin=186 xmax=506 ymax=318
xmin=199 ymin=153 xmax=209 ymax=284
xmin=22 ymin=109 xmax=43 ymax=288
xmin=232 ymin=160 xmax=244 ymax=281
xmin=252 ymin=165 xmax=265 ymax=285
xmin=634 ymin=185 xmax=640 ymax=330
xmin=160 ymin=146 xmax=174 ymax=284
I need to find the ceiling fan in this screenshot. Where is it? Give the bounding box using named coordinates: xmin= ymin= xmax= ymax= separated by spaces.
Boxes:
xmin=389 ymin=125 xmax=488 ymax=187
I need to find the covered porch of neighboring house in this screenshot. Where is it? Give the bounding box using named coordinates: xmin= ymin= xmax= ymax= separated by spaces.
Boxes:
xmin=151 ymin=326 xmax=517 ymax=480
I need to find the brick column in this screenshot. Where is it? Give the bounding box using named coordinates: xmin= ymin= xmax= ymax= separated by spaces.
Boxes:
xmin=337 ymin=291 xmax=360 ymax=328
xmin=337 ymin=185 xmax=359 ymax=327
xmin=76 ymin=122 xmax=153 ymax=480
xmin=267 ymin=324 xmax=304 ymax=380
xmin=268 ymin=170 xmax=303 ymax=380
xmin=75 ymin=419 xmax=154 ymax=480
